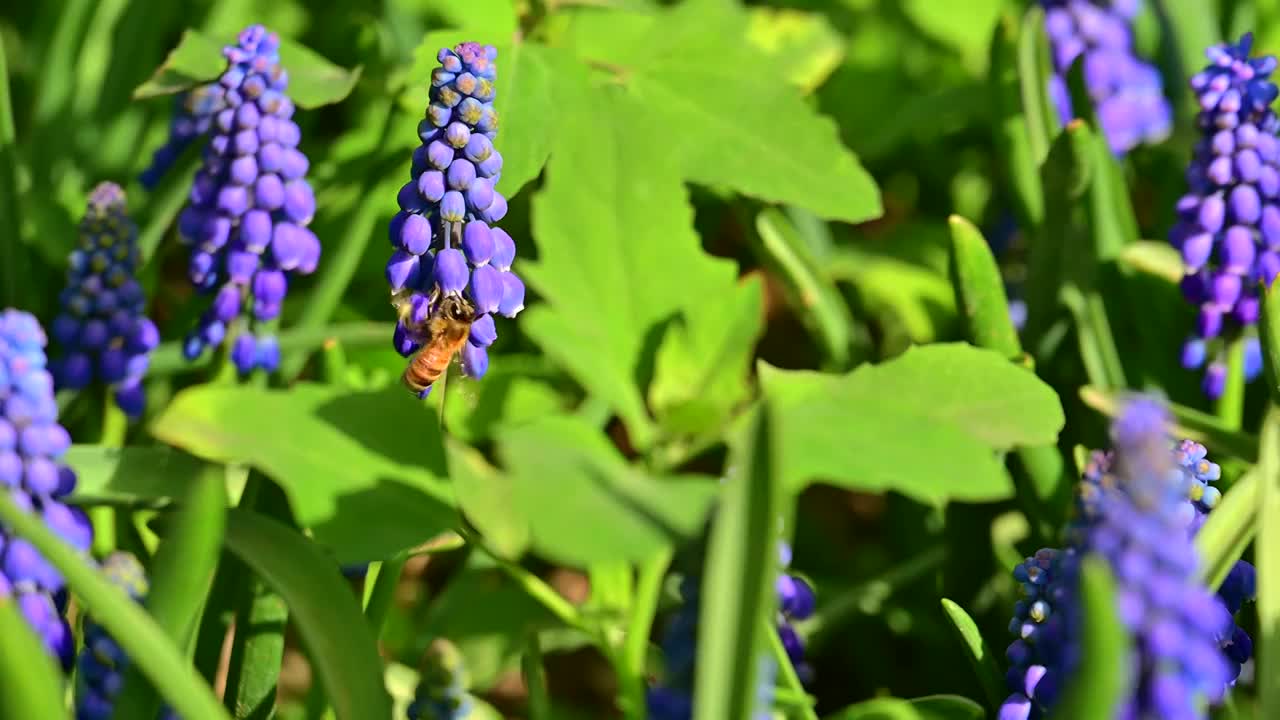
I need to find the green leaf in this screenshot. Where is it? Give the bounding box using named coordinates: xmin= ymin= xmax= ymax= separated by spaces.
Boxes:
xmin=132 ymin=28 xmax=223 ymax=99
xmin=744 ymin=7 xmax=844 ymax=92
xmin=648 ymin=274 xmax=764 ymax=434
xmin=755 ymin=208 xmax=855 ymax=369
xmin=276 ymin=37 xmax=361 ymax=109
xmin=902 ymin=0 xmax=1004 ymax=71
xmin=1048 ymin=557 xmax=1129 ymax=720
xmin=989 ymin=12 xmax=1044 ymax=229
xmin=1079 ymin=386 xmax=1260 ymax=462
xmin=825 ymin=695 xmax=985 ymax=720
xmin=568 ymin=2 xmax=882 ymax=223
xmin=1196 ymin=470 xmax=1258 ymax=591
xmin=414 ymin=0 xmax=518 ymax=37
xmin=446 ymin=439 xmax=530 ymax=559
xmin=939 ymin=599 xmax=1006 ymax=711
xmin=66 ymin=444 xmax=218 ymax=504
xmin=1159 ymin=0 xmax=1219 ymax=95
xmin=760 ymin=343 xmax=1064 ymax=502
xmin=149 ymin=384 xmax=457 ymax=563
xmin=692 ymin=399 xmax=780 ymax=720
xmin=523 ymin=84 xmax=744 ymax=450
xmin=222 ymin=509 xmax=392 ymax=720
xmin=0 ymin=596 xmax=68 ymax=720
xmin=1257 ymin=406 xmax=1280 ymax=716
xmin=1016 ymin=5 xmax=1059 ymax=164
xmin=115 ymin=468 xmax=228 ymax=719
xmin=496 ymin=415 xmax=719 ymax=566
xmin=1117 ymin=240 xmax=1183 ymax=284
xmin=947 ymin=215 xmax=1022 ymax=361
xmin=0 ymin=491 xmax=231 ymax=720
xmin=407 ymin=33 xmax=572 ymax=198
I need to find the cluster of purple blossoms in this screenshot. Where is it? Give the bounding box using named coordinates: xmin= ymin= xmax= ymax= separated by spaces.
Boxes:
xmin=406 ymin=639 xmax=474 ymax=720
xmin=999 ymin=399 xmax=1249 ymax=720
xmin=48 ymin=183 xmax=159 ymax=418
xmin=1173 ymin=34 xmax=1280 ymax=397
xmin=138 ymin=85 xmax=224 ymax=189
xmin=647 ymin=543 xmax=811 ymax=720
xmin=1040 ymin=0 xmax=1172 ymax=155
xmin=0 ymin=310 xmax=92 ymax=670
xmin=387 ymin=42 xmax=525 ymax=396
xmin=75 ymin=552 xmax=179 ymax=720
xmin=174 ymin=24 xmax=320 ymax=374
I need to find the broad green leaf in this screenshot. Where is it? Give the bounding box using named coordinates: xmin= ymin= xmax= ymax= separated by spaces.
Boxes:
xmin=948 ymin=215 xmax=1022 ymax=361
xmin=902 ymin=0 xmax=1004 ymax=71
xmin=276 ymin=37 xmax=361 ymax=109
xmin=648 ymin=275 xmax=764 ymax=435
xmin=446 ymin=439 xmax=530 ymax=559
xmin=760 ymin=343 xmax=1064 ymax=501
xmin=406 ymin=33 xmax=573 ymax=198
xmin=524 ymin=86 xmax=743 ymax=449
xmin=442 ymin=368 xmax=570 ymax=446
xmin=132 ymin=28 xmax=223 ymax=98
xmin=0 ymin=491 xmax=231 ymax=720
xmin=496 ymin=415 xmax=719 ymax=566
xmin=0 ymin=597 xmax=67 ymax=720
xmin=939 ymin=599 xmax=1006 ymax=710
xmin=415 ymin=0 xmax=518 ymax=37
xmin=826 ymin=694 xmax=985 ymax=720
xmin=222 ymin=509 xmax=392 ymax=720
xmin=567 ymin=2 xmax=882 ymax=223
xmin=422 ymin=559 xmax=559 ymax=688
xmin=150 ymin=384 xmax=457 ymax=563
xmin=66 ymin=444 xmax=218 ymax=504
xmin=1049 ymin=558 xmax=1129 ymax=720
xmin=744 ymin=7 xmax=844 ymax=92
xmin=693 ymin=400 xmax=780 ymax=720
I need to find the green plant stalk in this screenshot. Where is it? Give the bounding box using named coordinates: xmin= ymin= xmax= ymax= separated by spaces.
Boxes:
xmin=362 ymin=553 xmax=406 ymax=638
xmin=222 ymin=475 xmax=291 ymax=719
xmin=114 ymin=466 xmax=228 ymax=719
xmin=150 ymin=322 xmax=392 ymax=377
xmin=619 ymin=550 xmax=671 ymax=720
xmin=456 ymin=525 xmax=590 ymax=635
xmin=1217 ymin=335 xmax=1247 ymax=432
xmin=281 ymin=102 xmax=400 ymax=380
xmin=764 ymin=617 xmax=818 ymax=720
xmin=0 ymin=491 xmax=231 ymax=720
xmin=193 ymin=552 xmax=240 ymax=683
xmin=0 ymin=29 xmax=22 ymax=308
xmin=523 ymin=633 xmax=552 ymax=720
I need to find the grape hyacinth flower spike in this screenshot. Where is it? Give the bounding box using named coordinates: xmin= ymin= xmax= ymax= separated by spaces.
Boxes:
xmin=75 ymin=552 xmax=179 ymax=720
xmin=139 ymin=84 xmax=225 ymax=189
xmin=49 ymin=183 xmax=159 ymax=418
xmin=1039 ymin=0 xmax=1172 ymax=155
xmin=0 ymin=309 xmax=93 ymax=670
xmin=387 ymin=42 xmax=525 ymax=399
xmin=175 ymin=24 xmax=320 ymax=375
xmin=407 ymin=638 xmax=474 ymax=720
xmin=999 ymin=398 xmax=1249 ymax=720
xmin=1172 ymin=33 xmax=1280 ymax=397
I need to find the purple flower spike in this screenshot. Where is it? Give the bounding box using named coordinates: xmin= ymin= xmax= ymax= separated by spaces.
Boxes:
xmin=999 ymin=398 xmax=1252 ymax=719
xmin=388 ymin=42 xmax=519 ymax=399
xmin=162 ymin=24 xmax=320 ymax=372
xmin=0 ymin=309 xmax=90 ymax=670
xmin=1172 ymin=34 xmax=1280 ymax=396
xmin=50 ymin=183 xmax=157 ymax=417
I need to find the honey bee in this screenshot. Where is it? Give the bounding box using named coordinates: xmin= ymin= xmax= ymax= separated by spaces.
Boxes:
xmin=398 ymin=292 xmax=476 ymax=398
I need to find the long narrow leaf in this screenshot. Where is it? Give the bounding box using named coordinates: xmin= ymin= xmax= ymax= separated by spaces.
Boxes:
xmin=0 ymin=597 xmax=67 ymax=719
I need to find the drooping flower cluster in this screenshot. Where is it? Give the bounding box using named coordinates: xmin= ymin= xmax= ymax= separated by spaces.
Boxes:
xmin=49 ymin=183 xmax=159 ymax=418
xmin=387 ymin=42 xmax=525 ymax=397
xmin=138 ymin=85 xmax=224 ymax=189
xmin=175 ymin=24 xmax=320 ymax=374
xmin=0 ymin=309 xmax=92 ymax=670
xmin=1173 ymin=34 xmax=1280 ymax=397
xmin=999 ymin=399 xmax=1248 ymax=720
xmin=1040 ymin=0 xmax=1172 ymax=155
xmin=647 ymin=543 xmax=811 ymax=720
xmin=75 ymin=552 xmax=179 ymax=720
xmin=407 ymin=639 xmax=474 ymax=720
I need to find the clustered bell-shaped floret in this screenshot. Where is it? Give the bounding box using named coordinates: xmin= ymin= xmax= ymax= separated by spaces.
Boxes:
xmin=138 ymin=85 xmax=225 ymax=189
xmin=175 ymin=24 xmax=320 ymax=374
xmin=1040 ymin=0 xmax=1172 ymax=155
xmin=387 ymin=42 xmax=525 ymax=397
xmin=74 ymin=552 xmax=179 ymax=720
xmin=49 ymin=183 xmax=159 ymax=418
xmin=646 ymin=543 xmax=811 ymax=720
xmin=999 ymin=400 xmax=1246 ymax=720
xmin=407 ymin=639 xmax=474 ymax=720
xmin=0 ymin=309 xmax=92 ymax=671
xmin=1173 ymin=33 xmax=1280 ymax=397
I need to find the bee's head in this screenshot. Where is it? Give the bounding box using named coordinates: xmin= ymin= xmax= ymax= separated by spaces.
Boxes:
xmin=441 ymin=294 xmax=475 ymax=323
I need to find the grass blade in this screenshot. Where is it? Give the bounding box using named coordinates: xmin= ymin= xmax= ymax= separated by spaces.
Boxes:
xmin=939 ymin=598 xmax=1006 ymax=711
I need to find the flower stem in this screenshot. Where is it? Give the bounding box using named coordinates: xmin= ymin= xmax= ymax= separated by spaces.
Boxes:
xmin=763 ymin=616 xmax=818 ymax=720
xmin=1216 ymin=335 xmax=1246 ymax=432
